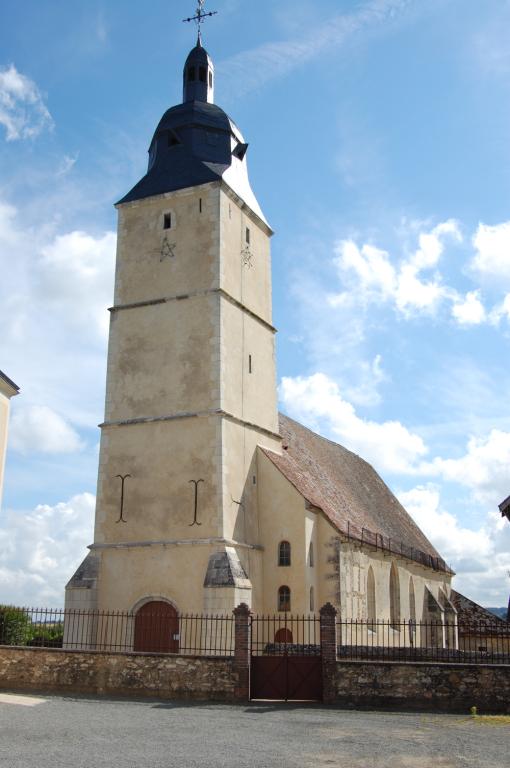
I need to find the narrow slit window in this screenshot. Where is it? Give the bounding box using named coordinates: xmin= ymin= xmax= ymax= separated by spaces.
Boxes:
xmin=248 ymin=354 xmax=252 ymax=373
xmin=310 ymin=587 xmax=314 ymax=612
xmin=209 ymin=72 xmax=213 ymax=88
xmin=199 ymin=198 xmax=202 ymax=213
xmin=163 ymin=213 xmax=172 ymax=230
xmin=246 ymin=227 xmax=250 ymax=244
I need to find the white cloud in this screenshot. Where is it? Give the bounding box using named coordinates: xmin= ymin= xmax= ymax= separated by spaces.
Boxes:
xmin=428 ymin=429 xmax=510 ymax=507
xmin=282 ymin=369 xmax=510 ymax=507
xmin=9 ymin=405 xmax=83 ymax=455
xmin=330 ymin=219 xmax=462 ymax=317
xmin=398 ymin=485 xmax=510 ymax=606
xmin=218 ymin=0 xmax=411 ymax=98
xmin=37 ymin=230 xmax=116 ymax=339
xmin=0 ymin=196 xmax=116 ymax=430
xmin=0 ymin=493 xmax=95 ymax=606
xmin=471 ymin=220 xmax=510 ymax=282
xmin=451 ymin=290 xmax=486 ymax=325
xmin=280 ymin=372 xmax=428 ymax=475
xmin=0 ymin=64 xmax=53 ymax=141
xmin=490 ymin=292 xmax=510 ymax=325
xmin=330 ymin=241 xmax=396 ymax=305
xmin=56 ymin=153 xmax=79 ymax=178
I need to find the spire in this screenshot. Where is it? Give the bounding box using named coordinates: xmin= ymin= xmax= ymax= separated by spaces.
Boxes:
xmin=183 ymin=1 xmax=218 ymax=45
xmin=182 ymin=40 xmax=214 ymax=104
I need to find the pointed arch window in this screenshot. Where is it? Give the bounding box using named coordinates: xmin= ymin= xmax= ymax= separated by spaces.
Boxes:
xmin=367 ymin=566 xmax=376 ymax=625
xmin=278 ymin=541 xmax=291 ymax=567
xmin=390 ymin=562 xmax=401 ymax=629
xmin=409 ymin=577 xmax=416 ymax=623
xmin=278 ymin=586 xmax=291 ymax=612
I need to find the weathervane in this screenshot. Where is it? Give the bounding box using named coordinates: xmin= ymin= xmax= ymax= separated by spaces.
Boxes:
xmin=183 ymin=1 xmax=218 ymax=44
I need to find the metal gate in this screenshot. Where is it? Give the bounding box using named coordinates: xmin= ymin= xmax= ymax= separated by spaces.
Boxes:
xmin=250 ymin=615 xmax=322 ymax=701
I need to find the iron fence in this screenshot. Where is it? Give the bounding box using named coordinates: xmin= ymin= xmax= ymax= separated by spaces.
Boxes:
xmin=336 ymin=618 xmax=510 ymax=664
xmin=343 ymin=521 xmax=452 ymax=574
xmin=0 ymin=607 xmax=234 ymax=657
xmin=251 ymin=614 xmax=321 ymax=656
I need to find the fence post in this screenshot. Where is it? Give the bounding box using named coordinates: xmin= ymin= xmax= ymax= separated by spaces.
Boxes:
xmin=320 ymin=602 xmax=338 ymax=704
xmin=233 ymin=603 xmax=251 ymax=702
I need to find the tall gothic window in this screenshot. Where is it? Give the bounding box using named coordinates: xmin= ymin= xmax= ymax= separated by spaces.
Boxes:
xmin=390 ymin=562 xmax=401 ymax=628
xmin=278 ymin=586 xmax=291 ymax=612
xmin=367 ymin=566 xmax=376 ymax=625
xmin=409 ymin=577 xmax=416 ymax=623
xmin=278 ymin=541 xmax=291 ymax=567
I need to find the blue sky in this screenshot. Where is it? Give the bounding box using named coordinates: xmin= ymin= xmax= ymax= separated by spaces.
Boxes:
xmin=1 ymin=0 xmax=510 ymax=607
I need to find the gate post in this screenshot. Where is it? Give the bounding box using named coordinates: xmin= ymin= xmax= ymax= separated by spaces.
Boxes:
xmin=320 ymin=602 xmax=338 ymax=704
xmin=233 ymin=603 xmax=251 ymax=701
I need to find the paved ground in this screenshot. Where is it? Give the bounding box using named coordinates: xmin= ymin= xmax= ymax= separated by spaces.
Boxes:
xmin=0 ymin=692 xmax=508 ymax=768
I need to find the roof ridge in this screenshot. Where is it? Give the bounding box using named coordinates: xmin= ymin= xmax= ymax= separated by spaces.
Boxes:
xmin=278 ymin=410 xmax=379 ymax=474
xmin=0 ymin=370 xmax=19 ymax=392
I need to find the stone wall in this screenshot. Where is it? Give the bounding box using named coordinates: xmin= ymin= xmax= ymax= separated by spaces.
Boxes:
xmin=335 ymin=660 xmax=510 ymax=713
xmin=0 ymin=646 xmax=236 ymax=701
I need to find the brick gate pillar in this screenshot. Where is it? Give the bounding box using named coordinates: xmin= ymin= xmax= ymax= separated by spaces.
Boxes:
xmin=233 ymin=603 xmax=251 ymax=701
xmin=320 ymin=602 xmax=338 ymax=704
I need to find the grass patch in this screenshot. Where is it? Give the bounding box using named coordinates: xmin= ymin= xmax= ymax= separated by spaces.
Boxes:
xmin=470 ymin=707 xmax=510 ymax=725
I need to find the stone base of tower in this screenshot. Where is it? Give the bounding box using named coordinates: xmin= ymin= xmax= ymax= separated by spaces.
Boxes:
xmin=63 ymin=552 xmax=100 ymax=649
xmin=203 ymin=547 xmax=252 ymax=613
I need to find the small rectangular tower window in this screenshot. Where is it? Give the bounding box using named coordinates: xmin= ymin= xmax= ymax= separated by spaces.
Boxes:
xmin=248 ymin=354 xmax=252 ymax=373
xmin=246 ymin=227 xmax=250 ymax=244
xmin=163 ymin=213 xmax=172 ymax=230
xmin=199 ymin=198 xmax=202 ymax=213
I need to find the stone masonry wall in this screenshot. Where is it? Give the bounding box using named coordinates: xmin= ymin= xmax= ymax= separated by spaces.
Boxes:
xmin=335 ymin=660 xmax=510 ymax=713
xmin=0 ymin=647 xmax=236 ymax=701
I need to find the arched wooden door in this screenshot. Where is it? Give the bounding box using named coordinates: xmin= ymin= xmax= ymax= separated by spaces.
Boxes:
xmin=133 ymin=601 xmax=179 ymax=653
xmin=274 ymin=628 xmax=293 ymax=644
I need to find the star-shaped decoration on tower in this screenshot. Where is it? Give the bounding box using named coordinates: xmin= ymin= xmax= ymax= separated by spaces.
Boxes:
xmin=241 ymin=246 xmax=253 ymax=269
xmin=160 ymin=236 xmax=176 ymax=262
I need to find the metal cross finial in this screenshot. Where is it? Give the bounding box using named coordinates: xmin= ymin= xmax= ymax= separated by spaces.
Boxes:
xmin=183 ymin=0 xmax=218 ymax=44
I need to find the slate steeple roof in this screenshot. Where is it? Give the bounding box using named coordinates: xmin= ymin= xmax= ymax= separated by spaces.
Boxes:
xmin=117 ymin=41 xmax=268 ymax=226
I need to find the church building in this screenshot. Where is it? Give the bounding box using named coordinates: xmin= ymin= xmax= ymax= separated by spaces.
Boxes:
xmin=66 ymin=30 xmax=455 ymax=636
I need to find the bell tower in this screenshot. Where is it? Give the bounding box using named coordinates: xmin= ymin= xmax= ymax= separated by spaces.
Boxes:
xmin=65 ymin=23 xmax=280 ymax=616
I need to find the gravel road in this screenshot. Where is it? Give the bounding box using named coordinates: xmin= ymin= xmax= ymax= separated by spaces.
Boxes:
xmin=0 ymin=692 xmax=508 ymax=768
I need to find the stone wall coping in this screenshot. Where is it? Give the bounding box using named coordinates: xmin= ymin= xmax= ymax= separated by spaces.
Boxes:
xmin=0 ymin=646 xmax=233 ymax=662
xmin=336 ymin=658 xmax=510 ymax=670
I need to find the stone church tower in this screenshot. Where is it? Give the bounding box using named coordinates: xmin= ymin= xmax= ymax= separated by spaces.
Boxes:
xmin=66 ymin=37 xmax=281 ymax=616
xmin=67 ymin=33 xmax=455 ymax=640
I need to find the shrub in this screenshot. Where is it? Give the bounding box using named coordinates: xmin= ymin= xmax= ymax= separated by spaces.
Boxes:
xmin=0 ymin=606 xmax=32 ymax=646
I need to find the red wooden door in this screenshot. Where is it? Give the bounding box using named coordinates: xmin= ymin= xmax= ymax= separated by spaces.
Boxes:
xmin=134 ymin=601 xmax=179 ymax=653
